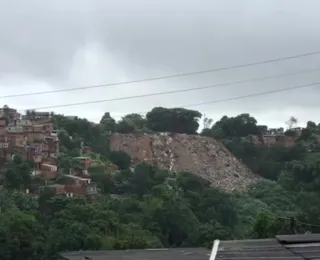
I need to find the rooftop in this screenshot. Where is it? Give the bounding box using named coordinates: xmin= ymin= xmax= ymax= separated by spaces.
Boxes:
xmin=74 ymin=156 xmax=91 ymax=160
xmin=216 ymin=233 xmax=320 ymax=260
xmin=39 ymin=184 xmax=64 ymax=188
xmin=64 ymin=174 xmax=91 ymax=181
xmin=60 ymin=248 xmax=210 ymax=260
xmin=61 ymin=234 xmax=320 ymax=260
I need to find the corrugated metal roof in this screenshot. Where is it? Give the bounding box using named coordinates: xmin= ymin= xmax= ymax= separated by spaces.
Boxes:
xmin=216 ymin=238 xmax=301 ymax=260
xmin=61 ymin=234 xmax=320 ymax=260
xmin=61 ymin=248 xmax=210 ymax=260
xmin=286 ymin=243 xmax=320 ymax=260
xmin=277 ymin=234 xmax=320 ymax=244
xmin=278 ymin=234 xmax=320 ymax=260
xmin=215 ymin=234 xmax=320 ymax=260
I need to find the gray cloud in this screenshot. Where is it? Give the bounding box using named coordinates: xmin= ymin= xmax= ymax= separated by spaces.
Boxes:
xmin=0 ymin=0 xmax=319 ymax=128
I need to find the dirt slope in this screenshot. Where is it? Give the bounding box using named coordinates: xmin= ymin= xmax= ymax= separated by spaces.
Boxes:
xmin=110 ymin=133 xmax=261 ymax=191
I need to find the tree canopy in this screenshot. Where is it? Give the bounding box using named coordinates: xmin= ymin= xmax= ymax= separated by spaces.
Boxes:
xmin=146 ymin=107 xmax=202 ymax=134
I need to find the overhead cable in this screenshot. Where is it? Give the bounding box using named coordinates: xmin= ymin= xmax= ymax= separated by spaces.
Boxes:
xmin=1 ymin=51 xmax=320 ymax=99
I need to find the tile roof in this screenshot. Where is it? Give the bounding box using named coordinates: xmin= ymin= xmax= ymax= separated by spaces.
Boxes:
xmin=60 ymin=248 xmax=210 ymax=260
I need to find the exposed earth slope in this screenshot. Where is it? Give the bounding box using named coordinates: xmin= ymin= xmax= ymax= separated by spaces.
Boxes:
xmin=110 ymin=133 xmax=261 ymax=191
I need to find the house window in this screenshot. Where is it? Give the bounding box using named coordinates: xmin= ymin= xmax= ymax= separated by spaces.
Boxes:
xmin=89 ymin=187 xmax=96 ymax=192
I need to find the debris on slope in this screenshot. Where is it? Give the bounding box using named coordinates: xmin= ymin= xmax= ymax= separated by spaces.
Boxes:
xmin=110 ymin=133 xmax=261 ymax=191
xmin=110 ymin=134 xmax=154 ymax=165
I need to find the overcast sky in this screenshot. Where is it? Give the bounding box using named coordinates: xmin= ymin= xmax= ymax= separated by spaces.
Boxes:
xmin=0 ymin=0 xmax=319 ymax=128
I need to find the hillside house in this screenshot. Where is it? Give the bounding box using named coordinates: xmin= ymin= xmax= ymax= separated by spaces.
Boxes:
xmin=43 ymin=135 xmax=59 ymax=158
xmin=0 ymin=108 xmax=60 ymax=181
xmin=249 ymin=135 xmax=261 ymax=145
xmin=24 ymin=110 xmax=52 ymax=120
xmin=39 ymin=184 xmax=65 ymax=195
xmin=257 ymin=127 xmax=300 ymax=147
xmin=262 ymin=134 xmax=278 ymax=146
xmin=0 ymin=118 xmax=8 ymax=159
xmin=64 ymin=182 xmax=98 ymax=197
xmin=0 ymin=106 xmax=20 ymax=120
xmin=35 ymin=163 xmax=58 ymax=180
xmin=291 ymin=127 xmax=303 ymax=136
xmin=264 ymin=127 xmax=285 ymax=135
xmin=39 ymin=179 xmax=98 ymax=198
xmin=63 ymin=175 xmax=99 ymax=197
xmin=64 ymin=174 xmax=91 ymax=185
xmin=261 ymin=127 xmax=284 ymax=146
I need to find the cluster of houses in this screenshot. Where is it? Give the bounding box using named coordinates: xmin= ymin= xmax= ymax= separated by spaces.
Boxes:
xmin=0 ymin=106 xmax=104 ymax=198
xmin=250 ymin=127 xmax=303 ymax=147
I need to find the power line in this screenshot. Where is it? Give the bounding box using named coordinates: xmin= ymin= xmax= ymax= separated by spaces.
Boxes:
xmin=127 ymin=81 xmax=320 ymax=116
xmin=56 ymin=72 xmax=320 ymax=119
xmin=27 ymin=80 xmax=320 ymax=111
xmin=25 ymin=69 xmax=320 ymax=109
xmin=180 ymin=82 xmax=320 ymax=109
xmin=1 ymin=51 xmax=320 ymax=99
xmin=35 ymin=66 xmax=320 ymax=117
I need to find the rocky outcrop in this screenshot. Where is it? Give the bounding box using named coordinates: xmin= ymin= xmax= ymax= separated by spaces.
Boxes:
xmin=110 ymin=133 xmax=261 ymax=191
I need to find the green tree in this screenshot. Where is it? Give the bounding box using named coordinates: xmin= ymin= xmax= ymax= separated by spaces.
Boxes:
xmin=130 ymin=163 xmax=158 ymax=196
xmin=122 ymin=113 xmax=147 ymax=130
xmin=90 ymin=172 xmax=114 ymax=193
xmin=4 ymin=155 xmax=32 ymax=190
xmin=108 ymin=151 xmax=131 ymax=170
xmin=208 ymin=114 xmax=260 ymax=139
xmin=251 ymin=212 xmax=275 ymax=238
xmin=0 ymin=210 xmax=46 ymax=260
xmin=116 ymin=120 xmax=135 ymax=134
xmin=100 ymin=112 xmax=116 ymax=132
xmin=146 ymin=107 xmax=202 ymax=134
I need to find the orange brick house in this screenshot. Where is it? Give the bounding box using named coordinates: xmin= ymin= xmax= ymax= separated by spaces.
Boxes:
xmin=39 ymin=184 xmax=65 ymax=195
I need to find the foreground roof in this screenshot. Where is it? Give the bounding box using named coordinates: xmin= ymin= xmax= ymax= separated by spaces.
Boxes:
xmin=60 ymin=248 xmax=210 ymax=260
xmin=216 ymin=233 xmax=320 ymax=260
xmin=61 ymin=233 xmax=320 ymax=260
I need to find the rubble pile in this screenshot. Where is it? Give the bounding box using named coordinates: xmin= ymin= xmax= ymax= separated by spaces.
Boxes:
xmin=110 ymin=134 xmax=154 ymax=165
xmin=110 ymin=133 xmax=261 ymax=191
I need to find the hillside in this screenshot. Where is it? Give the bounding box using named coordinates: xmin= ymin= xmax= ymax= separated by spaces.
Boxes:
xmin=2 ymin=106 xmax=320 ymax=259
xmin=110 ymin=133 xmax=260 ymax=191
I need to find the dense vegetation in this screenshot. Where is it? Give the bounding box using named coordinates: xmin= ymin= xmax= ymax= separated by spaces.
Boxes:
xmin=1 ymin=107 xmax=320 ymax=260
